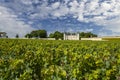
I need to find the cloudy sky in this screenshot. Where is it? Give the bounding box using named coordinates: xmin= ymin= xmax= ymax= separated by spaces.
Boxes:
xmin=0 ymin=0 xmax=120 ymax=37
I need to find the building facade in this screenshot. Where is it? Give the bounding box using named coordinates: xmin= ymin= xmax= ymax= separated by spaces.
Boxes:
xmin=0 ymin=32 xmax=7 ymax=38
xmin=64 ymin=33 xmax=80 ymax=40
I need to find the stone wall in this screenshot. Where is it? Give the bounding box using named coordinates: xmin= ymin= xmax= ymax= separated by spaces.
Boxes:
xmin=81 ymin=38 xmax=102 ymax=41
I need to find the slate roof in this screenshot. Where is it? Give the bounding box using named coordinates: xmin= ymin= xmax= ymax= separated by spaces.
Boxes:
xmin=0 ymin=32 xmax=6 ymax=34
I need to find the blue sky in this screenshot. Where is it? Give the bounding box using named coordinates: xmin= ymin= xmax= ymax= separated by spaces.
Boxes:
xmin=0 ymin=0 xmax=120 ymax=37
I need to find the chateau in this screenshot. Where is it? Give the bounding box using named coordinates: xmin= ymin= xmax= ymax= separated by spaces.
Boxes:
xmin=0 ymin=32 xmax=7 ymax=38
xmin=64 ymin=32 xmax=80 ymax=40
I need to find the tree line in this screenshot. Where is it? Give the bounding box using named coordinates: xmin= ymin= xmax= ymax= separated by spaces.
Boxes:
xmin=21 ymin=29 xmax=97 ymax=40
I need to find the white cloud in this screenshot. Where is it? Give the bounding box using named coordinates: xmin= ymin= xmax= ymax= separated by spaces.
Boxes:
xmin=52 ymin=5 xmax=69 ymax=17
xmin=1 ymin=0 xmax=120 ymax=36
xmin=68 ymin=0 xmax=120 ymax=34
xmin=0 ymin=6 xmax=34 ymax=38
xmin=30 ymin=2 xmax=52 ymax=19
xmin=80 ymin=29 xmax=93 ymax=32
xmin=51 ymin=2 xmax=60 ymax=9
xmin=21 ymin=0 xmax=32 ymax=5
xmin=101 ymin=17 xmax=120 ymax=33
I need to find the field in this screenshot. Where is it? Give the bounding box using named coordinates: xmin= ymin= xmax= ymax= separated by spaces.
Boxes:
xmin=0 ymin=39 xmax=120 ymax=80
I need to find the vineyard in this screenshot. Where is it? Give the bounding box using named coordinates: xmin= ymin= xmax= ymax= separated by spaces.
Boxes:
xmin=0 ymin=39 xmax=120 ymax=80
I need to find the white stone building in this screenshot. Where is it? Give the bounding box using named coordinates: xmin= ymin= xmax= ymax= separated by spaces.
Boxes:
xmin=64 ymin=32 xmax=80 ymax=40
xmin=0 ymin=32 xmax=7 ymax=38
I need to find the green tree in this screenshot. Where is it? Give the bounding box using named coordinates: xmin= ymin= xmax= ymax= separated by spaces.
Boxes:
xmin=25 ymin=30 xmax=47 ymax=38
xmin=80 ymin=32 xmax=85 ymax=38
xmin=38 ymin=30 xmax=47 ymax=38
xmin=49 ymin=31 xmax=63 ymax=40
xmin=16 ymin=34 xmax=19 ymax=38
xmin=49 ymin=33 xmax=54 ymax=38
xmin=25 ymin=34 xmax=32 ymax=38
xmin=80 ymin=32 xmax=97 ymax=38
